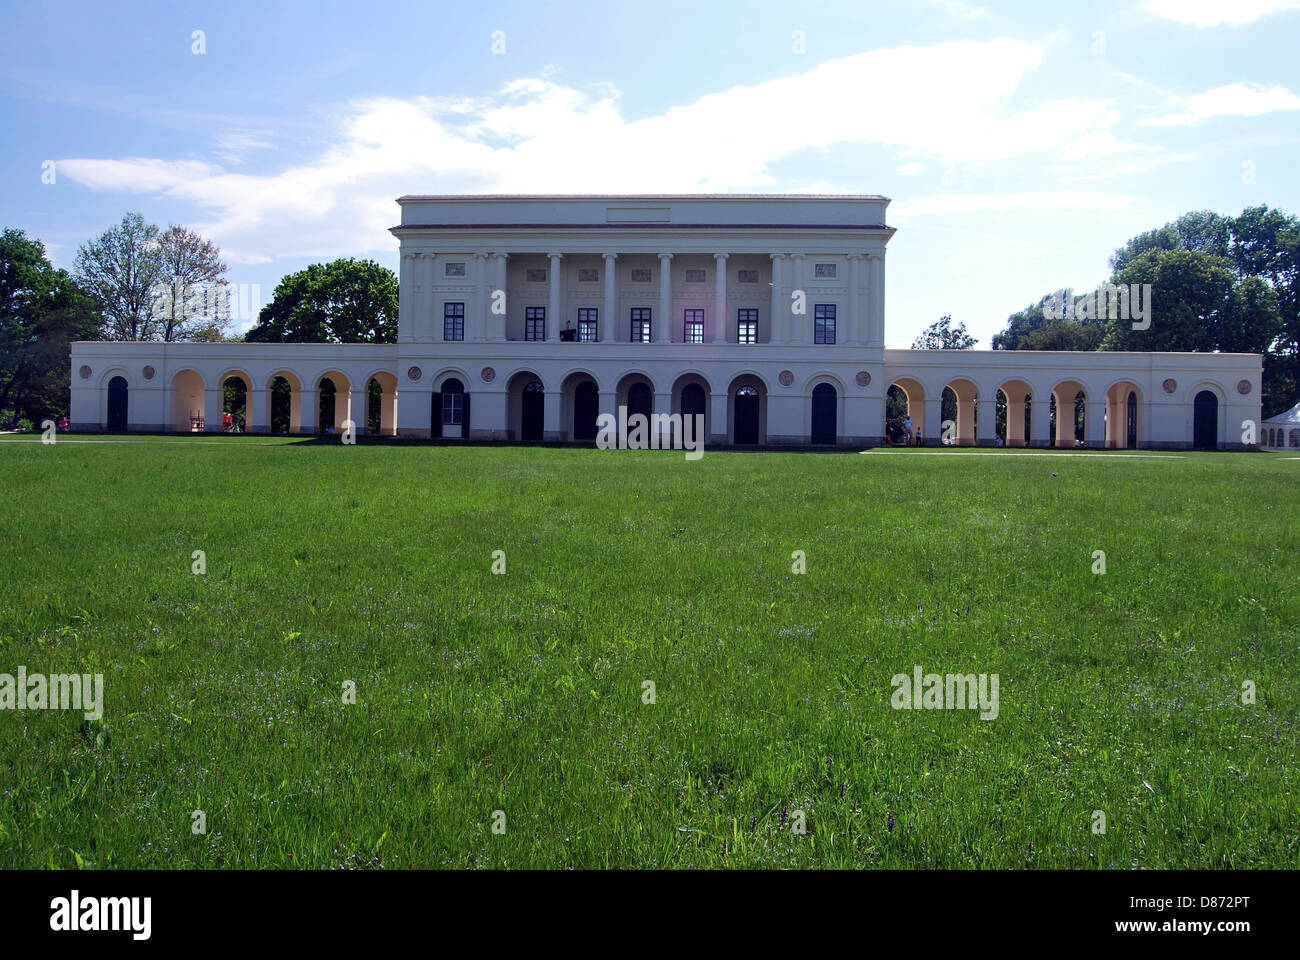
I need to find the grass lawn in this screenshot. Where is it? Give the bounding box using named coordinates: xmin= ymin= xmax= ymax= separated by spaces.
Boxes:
xmin=0 ymin=436 xmax=1297 ymax=869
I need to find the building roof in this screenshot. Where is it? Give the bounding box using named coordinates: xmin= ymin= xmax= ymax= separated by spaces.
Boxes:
xmin=397 ymin=193 xmax=891 ymax=202
xmin=1263 ymin=401 xmax=1300 ymax=425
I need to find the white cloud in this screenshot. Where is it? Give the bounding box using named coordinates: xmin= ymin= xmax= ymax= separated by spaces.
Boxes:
xmin=1143 ymin=82 xmax=1300 ymax=126
xmin=892 ymin=192 xmax=1133 ymax=216
xmin=55 ymin=38 xmax=1143 ymax=264
xmin=1141 ymin=0 xmax=1300 ymax=28
xmin=896 ymin=162 xmax=926 ymax=175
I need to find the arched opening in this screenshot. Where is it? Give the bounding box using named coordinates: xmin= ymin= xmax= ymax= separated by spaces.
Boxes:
xmin=811 ymin=382 xmax=837 ymax=445
xmin=734 ymin=386 xmax=760 ymax=444
xmin=1104 ymin=381 xmax=1142 ymax=449
xmin=671 ymin=373 xmax=711 ymax=445
xmin=367 ymin=372 xmax=399 ymax=436
xmin=170 ymin=369 xmax=205 ymax=432
xmin=268 ymin=373 xmax=302 ymax=434
xmin=107 ymin=376 xmax=128 ymax=432
xmin=316 ymin=372 xmax=352 ymax=435
xmin=522 ymin=381 xmax=544 ymax=442
xmin=434 ymin=377 xmax=467 ymax=439
xmin=1193 ymin=390 xmax=1218 ymax=450
xmin=1127 ymin=392 xmax=1138 ymax=449
xmin=942 ymin=378 xmax=978 ymax=446
xmin=627 ymin=382 xmax=652 ymax=423
xmin=573 ymin=380 xmax=599 ymax=441
xmin=996 ymin=380 xmax=1031 ymax=447
xmin=222 ymin=375 xmax=249 ymax=433
xmin=885 ymin=378 xmax=924 ymax=444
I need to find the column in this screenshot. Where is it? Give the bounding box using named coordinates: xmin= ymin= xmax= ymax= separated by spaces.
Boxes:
xmin=473 ymin=252 xmax=488 ymax=341
xmin=544 ymin=389 xmax=562 ymax=441
xmin=846 ymin=254 xmax=862 ymax=346
xmin=1031 ymin=399 xmax=1051 ymax=448
xmin=769 ymin=254 xmax=785 ymax=344
xmin=924 ymin=395 xmax=943 ymax=446
xmin=654 ymin=391 xmax=674 ymax=448
xmin=1085 ymin=400 xmax=1105 ymax=448
xmin=419 ymin=254 xmax=436 ymax=342
xmin=380 ymin=388 xmax=397 ymax=436
xmin=298 ymin=384 xmax=317 ymax=435
xmin=603 ymin=253 xmax=618 ymax=343
xmin=248 ymin=388 xmax=269 ymax=434
xmin=491 ymin=253 xmax=509 ymax=341
xmin=398 ymin=253 xmax=415 ymax=341
xmin=709 ymin=391 xmax=728 ymax=446
xmin=869 ymin=254 xmax=885 ymax=346
xmin=790 ymin=254 xmax=806 ymax=343
xmin=657 ymin=253 xmax=673 ymax=343
xmin=547 ymin=253 xmax=563 ymax=342
xmin=977 ymin=398 xmax=996 ymax=446
xmin=203 ymin=387 xmax=222 ymax=433
xmin=1006 ymin=395 xmax=1026 ymax=447
xmin=599 ymin=390 xmax=618 ymax=440
xmin=348 ymin=383 xmax=368 ymax=435
xmin=713 ymin=253 xmax=729 ymax=343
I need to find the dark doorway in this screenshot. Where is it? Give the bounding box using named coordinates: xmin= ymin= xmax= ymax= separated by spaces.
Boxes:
xmin=573 ymin=381 xmax=598 ymax=441
xmin=681 ymin=383 xmax=706 ymax=437
xmin=522 ymin=380 xmax=544 ymax=442
xmin=811 ymin=382 xmax=837 ymax=445
xmin=107 ymin=376 xmax=128 ymax=432
xmin=438 ymin=378 xmax=466 ymax=439
xmin=627 ymin=382 xmax=652 ymax=423
xmin=734 ymin=385 xmax=759 ymax=445
xmin=1193 ymin=390 xmax=1218 ymax=450
xmin=318 ymin=378 xmax=336 ymax=434
xmin=1126 ymin=391 xmax=1138 ymax=449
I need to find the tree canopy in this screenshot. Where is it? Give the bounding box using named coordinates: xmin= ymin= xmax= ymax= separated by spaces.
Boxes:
xmin=912 ymin=314 xmax=977 ymax=350
xmin=244 ymin=258 xmax=397 ymax=343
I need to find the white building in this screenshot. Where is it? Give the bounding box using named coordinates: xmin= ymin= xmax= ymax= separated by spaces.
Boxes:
xmin=70 ymin=194 xmax=1263 ymax=449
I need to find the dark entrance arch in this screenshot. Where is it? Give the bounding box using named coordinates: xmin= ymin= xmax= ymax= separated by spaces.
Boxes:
xmin=1126 ymin=391 xmax=1137 ymax=449
xmin=573 ymin=381 xmax=598 ymax=441
xmin=107 ymin=376 xmax=128 ymax=432
xmin=1193 ymin=390 xmax=1218 ymax=450
xmin=811 ymin=382 xmax=837 ymax=445
xmin=681 ymin=383 xmax=706 ymax=434
xmin=627 ymin=382 xmax=652 ymax=423
xmin=434 ymin=378 xmax=466 ymax=439
xmin=734 ymin=385 xmax=759 ymax=445
xmin=522 ymin=381 xmax=544 ymax=442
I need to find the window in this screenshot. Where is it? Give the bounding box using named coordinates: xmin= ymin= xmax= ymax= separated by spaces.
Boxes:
xmin=525 ymin=306 xmax=546 ymax=341
xmin=444 ymin=261 xmax=466 ymax=277
xmin=442 ymin=380 xmax=465 ymax=425
xmin=630 ymin=268 xmax=652 ymax=283
xmin=525 ymin=268 xmax=547 ymax=283
xmin=683 ymin=309 xmax=704 ymax=343
xmin=578 ymin=268 xmax=599 ymax=282
xmin=814 ymin=262 xmax=837 ymax=279
xmin=737 ymin=308 xmax=757 ymax=344
xmin=578 ymin=308 xmax=598 ymax=342
xmin=630 ymin=308 xmax=652 ymax=343
xmin=814 ymin=304 xmax=836 ymax=344
xmin=684 ymin=268 xmax=706 ymax=283
xmin=443 ymin=302 xmax=465 ymax=341
xmin=738 ymin=269 xmax=758 ymax=283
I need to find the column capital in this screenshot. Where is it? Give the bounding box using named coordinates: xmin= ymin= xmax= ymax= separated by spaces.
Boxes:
xmin=547 ymin=252 xmax=564 ymax=261
xmin=602 ymin=252 xmax=619 ymax=261
xmin=713 ymin=252 xmax=730 ymax=261
xmin=846 ymin=252 xmax=864 ymax=262
xmin=657 ymin=252 xmax=674 ymax=261
xmin=473 ymin=251 xmax=488 ymax=260
xmin=790 ymin=252 xmax=805 ymax=261
xmin=416 ymin=251 xmax=437 ymax=260
xmin=770 ymin=252 xmax=787 ymax=261
xmin=491 ymin=251 xmax=509 ymax=261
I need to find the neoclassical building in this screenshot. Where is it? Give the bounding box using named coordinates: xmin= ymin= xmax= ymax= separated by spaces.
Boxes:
xmin=70 ymin=194 xmax=1263 ymax=449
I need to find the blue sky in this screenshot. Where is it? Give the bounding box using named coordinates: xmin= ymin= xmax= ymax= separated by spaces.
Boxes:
xmin=2 ymin=0 xmax=1298 ymax=346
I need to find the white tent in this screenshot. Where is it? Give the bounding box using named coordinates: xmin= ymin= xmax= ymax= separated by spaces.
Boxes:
xmin=1263 ymin=401 xmax=1300 ymax=449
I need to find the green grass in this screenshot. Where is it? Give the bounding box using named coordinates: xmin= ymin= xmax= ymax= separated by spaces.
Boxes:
xmin=0 ymin=437 xmax=1297 ymax=869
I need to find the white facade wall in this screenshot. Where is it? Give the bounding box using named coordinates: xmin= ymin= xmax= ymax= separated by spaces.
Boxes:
xmin=70 ymin=194 xmax=1264 ymax=450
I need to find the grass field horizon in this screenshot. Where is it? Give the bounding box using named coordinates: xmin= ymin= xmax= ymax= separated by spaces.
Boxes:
xmin=1 ymin=437 xmax=1296 ymax=868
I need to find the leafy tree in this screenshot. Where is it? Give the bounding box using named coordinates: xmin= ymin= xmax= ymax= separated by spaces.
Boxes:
xmin=153 ymin=224 xmax=230 ymax=342
xmin=912 ymin=314 xmax=976 ymax=350
xmin=1101 ymin=248 xmax=1237 ymax=352
xmin=0 ymin=229 xmax=101 ymax=423
xmin=74 ymin=212 xmax=165 ymax=341
xmin=245 ymin=259 xmax=397 ymax=343
xmin=1108 ymin=210 xmax=1232 ymax=273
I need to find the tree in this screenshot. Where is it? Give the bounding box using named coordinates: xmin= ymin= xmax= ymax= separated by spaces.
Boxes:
xmin=912 ymin=315 xmax=976 ymax=350
xmin=244 ymin=259 xmax=397 ymax=343
xmin=992 ymin=292 xmax=1105 ymax=351
xmin=152 ymin=224 xmax=230 ymax=342
xmin=74 ymin=212 xmax=165 ymax=341
xmin=1108 ymin=210 xmax=1232 ymax=273
xmin=1102 ymin=248 xmax=1237 ymax=352
xmin=0 ymin=229 xmax=101 ymax=423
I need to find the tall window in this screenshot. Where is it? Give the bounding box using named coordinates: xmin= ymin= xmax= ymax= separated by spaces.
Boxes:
xmin=814 ymin=304 xmax=836 ymax=344
xmin=443 ymin=302 xmax=465 ymax=341
xmin=683 ymin=309 xmax=704 ymax=344
xmin=737 ymin=308 xmax=757 ymax=344
xmin=630 ymin=307 xmax=652 ymax=343
xmin=442 ymin=379 xmax=465 ymax=425
xmin=578 ymin=308 xmax=598 ymax=342
xmin=525 ymin=306 xmax=546 ymax=341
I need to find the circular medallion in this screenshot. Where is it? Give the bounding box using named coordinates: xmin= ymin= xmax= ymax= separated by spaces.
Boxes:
xmin=480 ymin=366 xmax=496 ymax=383
xmin=855 ymin=370 xmax=872 ymax=388
xmin=406 ymin=366 xmax=423 ymax=382
xmin=778 ymin=370 xmax=794 ymax=387
xmin=1162 ymin=378 xmax=1177 ymax=394
xmin=142 ymin=365 xmax=155 ymax=381
xmin=1237 ymin=379 xmax=1251 ymax=395
xmin=79 ymin=365 xmax=92 ymax=380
